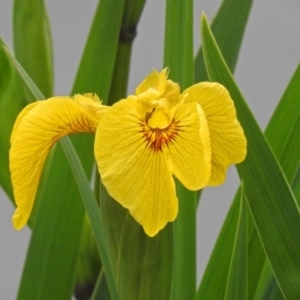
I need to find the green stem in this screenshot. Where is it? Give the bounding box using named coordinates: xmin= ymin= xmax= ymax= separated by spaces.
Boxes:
xmin=173 ymin=182 xmax=197 ymax=300
xmin=164 ymin=1 xmax=195 ymax=299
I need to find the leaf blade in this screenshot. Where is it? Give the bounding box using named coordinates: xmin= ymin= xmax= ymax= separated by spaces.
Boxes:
xmin=224 ymin=185 xmax=248 ymax=300
xmin=164 ymin=1 xmax=196 ymax=299
xmin=195 ymin=0 xmax=253 ymax=82
xmin=13 ymin=0 xmax=53 ymax=97
xmin=201 ymin=14 xmax=300 ymax=299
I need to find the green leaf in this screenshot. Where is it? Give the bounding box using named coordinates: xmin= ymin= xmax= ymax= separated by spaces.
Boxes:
xmin=60 ymin=137 xmax=118 ymax=300
xmin=164 ymin=1 xmax=195 ymax=300
xmin=69 ymin=0 xmax=126 ymax=295
xmin=224 ymin=185 xmax=248 ymax=300
xmin=9 ymin=1 xmax=125 ymax=298
xmin=253 ymin=162 xmax=300 ymax=299
xmin=98 ymin=2 xmax=173 ymax=299
xmin=264 ymin=64 xmax=300 ymax=183
xmin=248 ymin=64 xmax=300 ymax=299
xmin=71 ymin=0 xmax=125 ymax=99
xmin=91 ymin=270 xmax=111 ymax=300
xmin=0 ymin=41 xmax=28 ymax=200
xmin=197 ymin=62 xmax=300 ymax=299
xmin=196 ymin=0 xmax=252 ymax=204
xmin=117 ymin=208 xmax=174 ymax=300
xmin=74 ymin=214 xmax=102 ymax=300
xmin=107 ymin=0 xmax=146 ymax=105
xmin=13 ymin=0 xmax=53 ymax=97
xmin=5 ymin=50 xmax=94 ymax=300
xmin=194 ymin=0 xmax=253 ymax=296
xmin=201 ymin=14 xmax=300 ymax=299
xmin=195 ymin=0 xmax=253 ymax=82
xmin=164 ymin=0 xmax=194 ymax=87
xmin=100 ymin=187 xmax=174 ymax=300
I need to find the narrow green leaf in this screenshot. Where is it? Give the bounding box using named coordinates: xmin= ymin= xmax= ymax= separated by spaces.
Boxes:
xmin=60 ymin=137 xmax=118 ymax=300
xmin=4 ymin=46 xmax=45 ymax=100
xmin=197 ymin=189 xmax=241 ymax=299
xmin=201 ymin=14 xmax=300 ymax=299
xmin=74 ymin=214 xmax=102 ymax=300
xmin=101 ymin=186 xmax=173 ymax=300
xmin=224 ymin=185 xmax=247 ymax=300
xmin=254 ymin=162 xmax=300 ymax=299
xmin=292 ymin=163 xmax=300 ymax=201
xmin=71 ymin=0 xmax=125 ymax=99
xmin=195 ymin=0 xmax=253 ymax=82
xmin=5 ymin=52 xmax=93 ymax=300
xmin=197 ymin=64 xmax=300 ymax=299
xmin=164 ymin=0 xmax=194 ymax=87
xmin=9 ymin=2 xmax=125 ymax=297
xmin=116 ymin=210 xmax=174 ymax=300
xmin=248 ymin=64 xmax=300 ymax=299
xmin=13 ymin=0 xmax=53 ymax=97
xmin=69 ymin=0 xmax=126 ymax=295
xmin=107 ymin=0 xmax=146 ymax=105
xmin=0 ymin=41 xmax=29 ymax=200
xmin=164 ymin=1 xmax=195 ymax=300
xmin=264 ymin=64 xmax=300 ymax=183
xmin=91 ymin=270 xmax=111 ymax=300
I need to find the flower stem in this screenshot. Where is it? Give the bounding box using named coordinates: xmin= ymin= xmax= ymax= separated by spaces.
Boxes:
xmin=164 ymin=0 xmax=196 ymax=298
xmin=173 ymin=181 xmax=197 ymax=300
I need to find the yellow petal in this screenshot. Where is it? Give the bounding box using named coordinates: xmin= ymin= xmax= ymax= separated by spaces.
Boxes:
xmin=135 ymin=69 xmax=163 ymax=94
xmin=136 ymin=69 xmax=180 ymax=108
xmin=182 ymin=82 xmax=247 ymax=185
xmin=168 ymin=102 xmax=211 ymax=190
xmin=73 ymin=93 xmax=106 ymax=122
xmin=10 ymin=101 xmax=40 ymax=142
xmin=95 ymin=98 xmax=177 ymax=237
xmin=10 ymin=96 xmax=106 ymax=229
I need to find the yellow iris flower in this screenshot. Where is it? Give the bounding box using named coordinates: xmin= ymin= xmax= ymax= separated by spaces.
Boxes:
xmin=10 ymin=69 xmax=246 ymax=237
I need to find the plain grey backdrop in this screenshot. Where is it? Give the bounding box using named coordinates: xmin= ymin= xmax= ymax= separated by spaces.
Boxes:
xmin=1 ymin=0 xmax=300 ymax=299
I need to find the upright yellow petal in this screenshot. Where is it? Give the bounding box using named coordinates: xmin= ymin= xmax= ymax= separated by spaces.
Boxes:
xmin=135 ymin=69 xmax=163 ymax=94
xmin=95 ymin=98 xmax=178 ymax=237
xmin=182 ymin=82 xmax=247 ymax=185
xmin=136 ymin=69 xmax=181 ymax=108
xmin=10 ymin=95 xmax=107 ymax=229
xmin=168 ymin=102 xmax=211 ymax=190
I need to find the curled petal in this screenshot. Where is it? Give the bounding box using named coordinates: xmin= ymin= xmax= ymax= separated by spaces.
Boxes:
xmin=10 ymin=101 xmax=40 ymax=142
xmin=95 ymin=98 xmax=178 ymax=237
xmin=168 ymin=102 xmax=211 ymax=190
xmin=183 ymin=82 xmax=247 ymax=185
xmin=136 ymin=69 xmax=180 ymax=108
xmin=10 ymin=96 xmax=106 ymax=229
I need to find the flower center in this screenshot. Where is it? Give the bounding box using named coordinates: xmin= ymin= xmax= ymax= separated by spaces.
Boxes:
xmin=147 ymin=109 xmax=170 ymax=129
xmin=141 ymin=119 xmax=179 ymax=152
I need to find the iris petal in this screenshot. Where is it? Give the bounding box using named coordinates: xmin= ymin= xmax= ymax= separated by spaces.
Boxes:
xmin=168 ymin=102 xmax=211 ymax=190
xmin=135 ymin=69 xmax=163 ymax=94
xmin=136 ymin=69 xmax=180 ymax=108
xmin=95 ymin=98 xmax=178 ymax=237
xmin=182 ymin=82 xmax=247 ymax=185
xmin=10 ymin=96 xmax=106 ymax=229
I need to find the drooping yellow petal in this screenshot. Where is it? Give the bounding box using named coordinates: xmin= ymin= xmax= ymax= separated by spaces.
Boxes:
xmin=182 ymin=82 xmax=247 ymax=185
xmin=168 ymin=102 xmax=211 ymax=190
xmin=10 ymin=95 xmax=107 ymax=229
xmin=10 ymin=101 xmax=40 ymax=142
xmin=95 ymin=98 xmax=178 ymax=237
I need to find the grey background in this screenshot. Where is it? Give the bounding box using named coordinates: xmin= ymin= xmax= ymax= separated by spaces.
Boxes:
xmin=1 ymin=0 xmax=300 ymax=299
